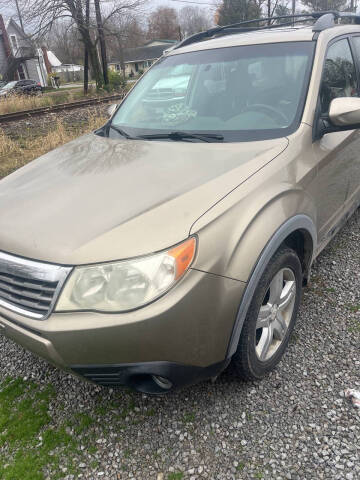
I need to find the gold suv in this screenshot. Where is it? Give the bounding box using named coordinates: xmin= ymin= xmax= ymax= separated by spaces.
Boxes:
xmin=0 ymin=12 xmax=360 ymax=393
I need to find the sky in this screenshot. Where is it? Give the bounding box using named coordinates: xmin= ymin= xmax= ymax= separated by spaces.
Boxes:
xmin=142 ymin=0 xmax=219 ymax=19
xmin=151 ymin=0 xmax=218 ymax=10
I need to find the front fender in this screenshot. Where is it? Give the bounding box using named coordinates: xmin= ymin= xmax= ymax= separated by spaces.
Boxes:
xmin=191 ymin=187 xmax=317 ymax=359
xmin=225 ymin=213 xmax=316 ymax=357
xmin=191 ymin=185 xmax=317 ymax=283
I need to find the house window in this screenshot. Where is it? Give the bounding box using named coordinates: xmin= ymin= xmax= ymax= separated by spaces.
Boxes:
xmin=135 ymin=63 xmax=138 ymax=72
xmin=115 ymin=64 xmax=121 ymax=71
xmin=10 ymin=35 xmax=18 ymax=54
xmin=17 ymin=64 xmax=26 ymax=80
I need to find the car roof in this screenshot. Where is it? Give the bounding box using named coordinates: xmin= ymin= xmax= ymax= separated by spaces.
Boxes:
xmin=168 ymin=24 xmax=360 ymax=56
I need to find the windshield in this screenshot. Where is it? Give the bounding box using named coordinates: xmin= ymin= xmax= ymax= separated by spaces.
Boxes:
xmin=111 ymin=42 xmax=314 ymax=142
xmin=2 ymin=81 xmax=17 ymax=90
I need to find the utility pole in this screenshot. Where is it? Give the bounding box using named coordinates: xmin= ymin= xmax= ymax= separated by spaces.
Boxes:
xmin=292 ymin=0 xmax=296 ymax=15
xmin=14 ymin=0 xmax=24 ymax=32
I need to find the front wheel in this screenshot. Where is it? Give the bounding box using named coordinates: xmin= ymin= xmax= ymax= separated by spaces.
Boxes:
xmin=233 ymin=247 xmax=302 ymax=381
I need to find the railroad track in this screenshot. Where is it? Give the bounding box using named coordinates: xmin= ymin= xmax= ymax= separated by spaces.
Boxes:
xmin=0 ymin=93 xmax=125 ymax=123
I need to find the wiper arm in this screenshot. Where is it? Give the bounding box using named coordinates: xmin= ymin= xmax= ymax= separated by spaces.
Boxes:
xmin=137 ymin=131 xmax=224 ymax=142
xmin=109 ymin=124 xmax=134 ymax=139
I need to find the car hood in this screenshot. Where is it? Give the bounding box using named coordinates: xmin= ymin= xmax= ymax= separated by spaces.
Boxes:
xmin=0 ymin=133 xmax=288 ymax=264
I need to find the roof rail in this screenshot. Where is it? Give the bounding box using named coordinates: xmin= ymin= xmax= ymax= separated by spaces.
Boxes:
xmin=173 ymin=11 xmax=360 ymax=51
xmin=313 ymin=11 xmax=360 ymax=31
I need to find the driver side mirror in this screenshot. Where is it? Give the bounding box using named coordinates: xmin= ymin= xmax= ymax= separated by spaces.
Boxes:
xmin=315 ymin=97 xmax=360 ymax=139
xmin=107 ymin=103 xmax=118 ymax=117
xmin=329 ymin=97 xmax=360 ymax=126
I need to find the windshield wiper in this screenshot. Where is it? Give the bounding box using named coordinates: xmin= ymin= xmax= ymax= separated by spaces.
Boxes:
xmin=109 ymin=124 xmax=134 ymax=139
xmin=137 ymin=131 xmax=224 ymax=142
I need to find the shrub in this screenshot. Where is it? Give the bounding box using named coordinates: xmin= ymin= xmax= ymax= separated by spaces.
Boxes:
xmin=108 ymin=70 xmax=126 ymax=91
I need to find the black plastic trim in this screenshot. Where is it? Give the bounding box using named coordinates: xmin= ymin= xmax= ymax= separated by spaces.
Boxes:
xmin=71 ymin=359 xmax=230 ymax=394
xmin=226 ymin=214 xmax=317 ymax=359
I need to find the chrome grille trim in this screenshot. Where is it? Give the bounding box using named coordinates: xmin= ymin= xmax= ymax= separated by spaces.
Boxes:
xmin=0 ymin=251 xmax=72 ymax=320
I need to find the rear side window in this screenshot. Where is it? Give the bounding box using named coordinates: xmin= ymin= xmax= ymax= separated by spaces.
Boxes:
xmin=320 ymin=38 xmax=358 ymax=114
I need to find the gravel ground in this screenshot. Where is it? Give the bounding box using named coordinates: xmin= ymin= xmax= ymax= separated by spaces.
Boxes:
xmin=0 ymin=209 xmax=359 ymax=480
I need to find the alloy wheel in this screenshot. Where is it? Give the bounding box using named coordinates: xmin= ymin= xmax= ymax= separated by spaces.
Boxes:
xmin=255 ymin=267 xmax=296 ymax=361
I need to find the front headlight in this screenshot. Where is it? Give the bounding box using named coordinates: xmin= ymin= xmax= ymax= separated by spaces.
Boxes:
xmin=55 ymin=237 xmax=196 ymax=312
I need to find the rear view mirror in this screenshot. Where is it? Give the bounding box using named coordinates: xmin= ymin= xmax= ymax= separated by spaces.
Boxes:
xmin=329 ymin=97 xmax=360 ymax=127
xmin=107 ymin=104 xmax=118 ymax=117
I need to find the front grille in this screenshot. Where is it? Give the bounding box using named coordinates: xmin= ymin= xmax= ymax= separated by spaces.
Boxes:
xmin=0 ymin=251 xmax=71 ymax=319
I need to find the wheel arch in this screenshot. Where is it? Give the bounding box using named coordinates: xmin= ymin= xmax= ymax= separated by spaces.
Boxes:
xmin=226 ymin=214 xmax=316 ymax=359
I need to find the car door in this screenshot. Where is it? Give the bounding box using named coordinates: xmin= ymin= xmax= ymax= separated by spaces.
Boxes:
xmin=13 ymin=81 xmax=23 ymax=92
xmin=346 ymin=35 xmax=360 ymax=206
xmin=22 ymin=80 xmax=30 ymax=92
xmin=312 ymin=37 xmax=360 ymax=245
xmin=17 ymin=80 xmax=28 ymax=93
xmin=25 ymin=80 xmax=34 ymax=92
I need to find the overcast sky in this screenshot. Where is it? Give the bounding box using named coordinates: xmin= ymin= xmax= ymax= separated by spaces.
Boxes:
xmin=150 ymin=0 xmax=218 ymax=10
xmin=142 ymin=0 xmax=218 ymax=19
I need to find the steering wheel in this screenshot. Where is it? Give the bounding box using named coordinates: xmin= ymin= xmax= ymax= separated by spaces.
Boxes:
xmin=241 ymin=104 xmax=289 ymax=126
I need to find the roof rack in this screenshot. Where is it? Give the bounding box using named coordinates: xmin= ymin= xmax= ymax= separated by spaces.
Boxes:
xmin=173 ymin=11 xmax=360 ymax=51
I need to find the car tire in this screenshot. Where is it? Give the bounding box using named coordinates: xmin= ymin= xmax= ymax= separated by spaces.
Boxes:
xmin=233 ymin=247 xmax=302 ymax=381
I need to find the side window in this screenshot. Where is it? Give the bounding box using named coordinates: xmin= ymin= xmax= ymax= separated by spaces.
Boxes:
xmin=320 ymin=39 xmax=358 ymax=114
xmin=9 ymin=35 xmax=18 ymax=54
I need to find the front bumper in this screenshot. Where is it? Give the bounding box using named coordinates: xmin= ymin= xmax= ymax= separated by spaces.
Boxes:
xmin=0 ymin=269 xmax=244 ymax=393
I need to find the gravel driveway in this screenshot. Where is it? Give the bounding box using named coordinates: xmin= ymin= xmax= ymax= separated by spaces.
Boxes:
xmin=0 ymin=209 xmax=359 ymax=480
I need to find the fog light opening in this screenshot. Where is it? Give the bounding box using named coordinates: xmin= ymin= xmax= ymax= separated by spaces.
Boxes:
xmin=151 ymin=375 xmax=173 ymax=390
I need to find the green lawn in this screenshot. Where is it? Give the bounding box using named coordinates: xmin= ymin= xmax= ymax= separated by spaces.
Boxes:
xmin=0 ymin=376 xmax=146 ymax=479
xmin=0 ymin=378 xmax=76 ymax=479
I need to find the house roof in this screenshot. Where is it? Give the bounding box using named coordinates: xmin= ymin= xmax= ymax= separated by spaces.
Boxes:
xmin=143 ymin=39 xmax=177 ymax=46
xmin=110 ymin=43 xmax=174 ymax=64
xmin=47 ymin=50 xmax=62 ymax=67
xmin=5 ymin=17 xmax=25 ymax=36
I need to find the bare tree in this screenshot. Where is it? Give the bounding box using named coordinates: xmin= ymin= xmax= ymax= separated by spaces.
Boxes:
xmin=45 ymin=20 xmax=84 ymax=64
xmin=84 ymin=0 xmax=90 ymax=93
xmin=147 ymin=6 xmax=180 ymax=41
xmin=302 ymin=0 xmax=348 ymax=11
xmin=94 ymin=0 xmax=108 ymax=85
xmin=105 ymin=13 xmax=146 ymax=76
xmin=178 ymin=6 xmax=212 ymax=38
xmin=273 ymin=1 xmax=291 ymax=21
xmin=106 ymin=14 xmax=146 ymax=49
xmin=3 ymin=0 xmax=146 ymax=89
xmin=215 ymin=0 xmax=263 ymax=25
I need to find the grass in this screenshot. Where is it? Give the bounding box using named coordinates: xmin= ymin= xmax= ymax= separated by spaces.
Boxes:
xmin=0 ymin=91 xmax=78 ymax=115
xmin=347 ymin=318 xmax=360 ymax=333
xmin=0 ymin=376 xmax=161 ymax=478
xmin=347 ymin=304 xmax=360 ymax=313
xmin=0 ymin=111 xmax=106 ymax=179
xmin=182 ymin=412 xmax=195 ymax=423
xmin=168 ymin=473 xmax=184 ymax=480
xmin=0 ymin=86 xmax=124 ymax=115
xmin=236 ymin=461 xmax=245 ymax=471
xmin=0 ymin=377 xmax=76 ymax=480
